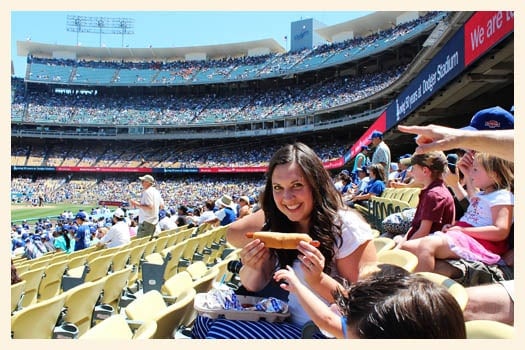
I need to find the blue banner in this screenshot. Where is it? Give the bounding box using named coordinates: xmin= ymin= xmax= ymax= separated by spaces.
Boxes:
xmin=386 ymin=27 xmax=465 ymax=128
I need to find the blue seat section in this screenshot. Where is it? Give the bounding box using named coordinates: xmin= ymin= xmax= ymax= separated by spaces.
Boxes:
xmin=27 ymin=63 xmax=73 ymax=83
xmin=73 ymin=67 xmax=115 ymax=85
xmin=115 ymin=68 xmax=158 ymax=85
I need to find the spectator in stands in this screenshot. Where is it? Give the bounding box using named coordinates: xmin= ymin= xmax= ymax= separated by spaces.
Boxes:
xmin=400 ymin=152 xmax=513 ymax=273
xmin=129 ymin=175 xmax=164 ymax=239
xmin=387 ymin=162 xmax=399 ymax=181
xmin=348 ymin=167 xmax=370 ymax=197
xmin=214 ymin=195 xmax=237 ymax=226
xmin=351 ymin=146 xmax=370 ymax=183
xmin=400 ymin=114 xmax=515 ymax=326
xmin=41 ymin=233 xmax=56 ymax=253
xmin=198 ymin=200 xmax=218 ymax=226
xmin=72 ymin=211 xmax=91 ymax=251
xmin=394 ymin=151 xmax=455 ymax=245
xmin=369 ymin=131 xmax=391 ymax=175
xmin=333 ymin=169 xmax=347 ymax=192
xmin=22 ymin=235 xmax=44 ymax=260
xmin=274 ymin=266 xmax=466 ymax=338
xmin=175 ymin=205 xmax=190 ymax=227
xmin=12 ymin=239 xmax=25 ymax=257
xmin=158 ymin=209 xmax=177 ymax=231
xmin=237 ymin=196 xmax=253 ymax=219
xmin=52 ymin=226 xmax=73 ymax=254
xmin=194 ymin=142 xmax=376 ymax=339
xmin=346 ymin=163 xmax=386 ymax=208
xmin=96 ymin=208 xmax=131 ymax=248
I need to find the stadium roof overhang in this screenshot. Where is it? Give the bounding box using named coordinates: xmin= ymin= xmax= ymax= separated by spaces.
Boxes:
xmin=316 ymin=11 xmax=428 ymax=41
xmin=17 ymin=38 xmax=285 ymax=61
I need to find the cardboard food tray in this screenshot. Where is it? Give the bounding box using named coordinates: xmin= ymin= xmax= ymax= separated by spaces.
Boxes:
xmin=194 ymin=293 xmax=290 ymax=323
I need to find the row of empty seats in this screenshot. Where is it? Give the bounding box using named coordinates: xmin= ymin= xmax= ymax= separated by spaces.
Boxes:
xmin=11 ymin=223 xmax=237 ymax=339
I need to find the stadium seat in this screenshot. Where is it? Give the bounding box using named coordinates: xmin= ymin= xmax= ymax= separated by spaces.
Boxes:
xmin=37 ymin=260 xmax=69 ymax=301
xmin=178 ymin=236 xmax=202 ymax=270
xmin=11 ymin=293 xmax=67 ymax=339
xmin=372 ymin=237 xmax=396 ymax=254
xmin=377 ymin=249 xmax=418 ymax=273
xmin=161 ymin=270 xmax=193 ymax=299
xmin=141 ymin=241 xmax=186 ymax=293
xmin=19 ymin=266 xmax=46 ymax=307
xmin=110 ymin=247 xmax=132 ymax=272
xmin=62 ymin=253 xmax=115 ymax=291
xmin=126 ymin=242 xmax=148 ymax=290
xmin=99 ymin=266 xmax=133 ymax=313
xmin=416 ymin=271 xmax=469 ymax=311
xmin=185 ymin=260 xmax=208 ymax=280
xmin=465 ymin=320 xmax=514 ymax=339
xmin=125 ymin=288 xmax=196 ymax=339
xmin=11 ymin=280 xmax=26 ymax=314
xmin=79 ymin=314 xmax=157 ymax=339
xmin=62 ymin=278 xmax=106 ymax=336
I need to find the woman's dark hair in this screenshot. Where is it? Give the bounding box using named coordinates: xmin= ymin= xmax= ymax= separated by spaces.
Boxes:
xmin=367 ymin=163 xmax=387 ymax=182
xmin=334 ymin=274 xmax=466 ymax=339
xmin=261 ymin=142 xmax=344 ymax=274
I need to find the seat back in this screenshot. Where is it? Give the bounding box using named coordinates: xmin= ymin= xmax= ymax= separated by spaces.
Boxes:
xmin=19 ymin=266 xmax=46 ymax=307
xmin=125 ymin=290 xmax=167 ymax=322
xmin=79 ymin=314 xmax=133 ymax=339
xmin=38 ymin=260 xmax=69 ymax=301
xmin=153 ymin=288 xmax=197 ymax=339
xmin=84 ymin=253 xmax=116 ymax=282
xmin=192 ymin=267 xmax=219 ymax=294
xmin=133 ymin=320 xmax=158 ymax=339
xmin=465 ymin=320 xmax=514 ymax=339
xmin=416 ymin=272 xmax=469 ymax=311
xmin=63 ymin=278 xmax=106 ymax=336
xmin=142 ymin=239 xmax=157 ymax=258
xmin=372 ymin=237 xmax=396 ymax=254
xmin=11 ymin=293 xmax=67 ymax=339
xmin=185 ymin=260 xmax=208 ymax=280
xmin=377 ymin=249 xmax=418 ymax=272
xmin=111 ymin=248 xmax=132 ymax=272
xmin=100 ymin=266 xmax=133 ymax=311
xmin=161 ymin=270 xmax=193 ymax=297
xmin=11 ymin=280 xmax=26 ymax=314
xmin=67 ymin=254 xmax=88 ymax=270
xmin=153 ymin=235 xmax=170 ymax=253
xmin=162 ymin=242 xmax=187 ymax=280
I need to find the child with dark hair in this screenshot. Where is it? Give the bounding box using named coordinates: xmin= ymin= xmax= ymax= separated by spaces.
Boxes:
xmin=274 ymin=263 xmax=466 ymax=338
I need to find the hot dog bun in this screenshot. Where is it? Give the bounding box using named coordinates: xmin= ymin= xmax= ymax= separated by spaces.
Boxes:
xmin=246 ymin=231 xmax=320 ymax=249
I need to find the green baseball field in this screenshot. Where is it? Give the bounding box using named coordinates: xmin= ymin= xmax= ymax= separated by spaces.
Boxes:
xmin=10 ymin=203 xmax=96 ymax=224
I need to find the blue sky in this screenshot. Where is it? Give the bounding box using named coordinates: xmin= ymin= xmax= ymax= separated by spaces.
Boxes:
xmin=11 ymin=11 xmax=371 ymax=77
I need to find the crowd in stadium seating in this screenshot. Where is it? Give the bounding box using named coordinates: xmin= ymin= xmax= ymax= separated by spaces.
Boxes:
xmin=15 ymin=65 xmax=406 ymax=126
xmin=12 ymin=137 xmax=347 ymax=169
xmin=23 ymin=11 xmax=442 ymax=87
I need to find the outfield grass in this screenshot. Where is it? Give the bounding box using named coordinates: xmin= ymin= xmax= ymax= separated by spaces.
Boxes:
xmin=10 ymin=203 xmax=96 ymax=224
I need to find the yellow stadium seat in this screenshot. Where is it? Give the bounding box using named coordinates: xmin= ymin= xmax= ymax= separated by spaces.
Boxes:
xmin=11 ymin=293 xmax=67 ymax=339
xmin=11 ymin=280 xmax=26 ymax=314
xmin=377 ymin=249 xmax=418 ymax=272
xmin=80 ymin=314 xmax=157 ymax=339
xmin=416 ymin=271 xmax=469 ymax=311
xmin=465 ymin=320 xmax=514 ymax=339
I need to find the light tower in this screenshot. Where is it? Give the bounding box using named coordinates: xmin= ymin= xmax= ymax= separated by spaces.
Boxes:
xmin=66 ymin=15 xmax=134 ymax=47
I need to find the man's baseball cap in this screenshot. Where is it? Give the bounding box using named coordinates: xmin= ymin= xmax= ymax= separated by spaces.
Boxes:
xmin=139 ymin=174 xmax=155 ymax=184
xmin=461 ymin=106 xmax=514 ymax=131
xmin=75 ymin=211 xmax=87 ymax=221
xmin=113 ymin=208 xmax=125 ymax=219
xmin=368 ymin=131 xmax=383 ymax=140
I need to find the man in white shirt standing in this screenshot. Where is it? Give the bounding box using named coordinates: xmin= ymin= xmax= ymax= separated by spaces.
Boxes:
xmin=369 ymin=130 xmax=391 ymax=176
xmin=129 ymin=175 xmax=164 ymax=239
xmin=97 ymin=208 xmax=130 ymax=248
